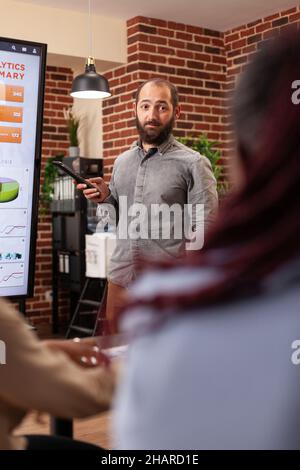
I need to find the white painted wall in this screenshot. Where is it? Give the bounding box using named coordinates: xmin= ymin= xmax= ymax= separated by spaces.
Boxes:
xmin=1 ymin=0 xmax=127 ymax=65
xmin=1 ymin=0 xmax=125 ymax=160
xmin=72 ymin=92 xmax=104 ymax=159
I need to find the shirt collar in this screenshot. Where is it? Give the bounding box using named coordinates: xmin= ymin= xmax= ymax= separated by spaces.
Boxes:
xmin=131 ymin=134 xmax=176 ymax=155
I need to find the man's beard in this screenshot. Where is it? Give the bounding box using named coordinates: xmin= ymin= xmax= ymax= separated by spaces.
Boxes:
xmin=136 ymin=115 xmax=175 ymax=146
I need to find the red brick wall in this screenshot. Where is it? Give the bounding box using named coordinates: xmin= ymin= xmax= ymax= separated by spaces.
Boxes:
xmin=224 ymin=5 xmax=300 ymax=162
xmin=102 ymin=16 xmax=227 ymax=181
xmin=103 ymin=8 xmax=300 ymax=180
xmin=25 ymin=65 xmax=73 ymax=325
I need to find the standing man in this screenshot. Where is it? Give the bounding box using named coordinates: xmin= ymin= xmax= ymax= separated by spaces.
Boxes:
xmin=78 ymin=78 xmax=218 ymax=332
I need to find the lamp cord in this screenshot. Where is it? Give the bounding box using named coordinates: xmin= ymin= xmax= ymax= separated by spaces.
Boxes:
xmin=88 ymin=0 xmax=92 ymax=58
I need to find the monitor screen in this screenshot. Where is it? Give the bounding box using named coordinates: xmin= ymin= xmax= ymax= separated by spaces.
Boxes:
xmin=0 ymin=37 xmax=47 ymax=298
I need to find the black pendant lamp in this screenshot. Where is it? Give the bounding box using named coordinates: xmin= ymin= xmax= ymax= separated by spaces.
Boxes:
xmin=70 ymin=1 xmax=111 ymax=99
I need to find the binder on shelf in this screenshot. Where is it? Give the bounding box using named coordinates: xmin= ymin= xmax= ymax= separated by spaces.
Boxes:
xmin=50 ymin=157 xmax=103 ymax=214
xmin=51 ymin=157 xmax=104 ymax=333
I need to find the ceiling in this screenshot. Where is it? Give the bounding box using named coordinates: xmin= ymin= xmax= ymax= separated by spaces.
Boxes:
xmin=16 ymin=0 xmax=299 ymax=32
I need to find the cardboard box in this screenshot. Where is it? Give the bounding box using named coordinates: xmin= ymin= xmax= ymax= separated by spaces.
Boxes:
xmin=85 ymin=233 xmax=116 ymax=278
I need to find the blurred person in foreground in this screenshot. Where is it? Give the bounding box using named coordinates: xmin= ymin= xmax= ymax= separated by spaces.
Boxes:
xmin=112 ymin=29 xmax=300 ymax=450
xmin=0 ymin=298 xmax=115 ymax=450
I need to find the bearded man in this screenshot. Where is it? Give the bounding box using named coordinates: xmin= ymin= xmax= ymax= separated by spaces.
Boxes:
xmin=79 ymin=78 xmax=218 ymax=332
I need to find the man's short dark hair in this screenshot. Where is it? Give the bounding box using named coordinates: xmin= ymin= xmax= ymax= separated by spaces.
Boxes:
xmin=135 ymin=78 xmax=179 ymax=109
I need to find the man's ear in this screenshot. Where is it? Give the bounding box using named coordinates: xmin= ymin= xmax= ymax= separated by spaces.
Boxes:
xmin=174 ymin=105 xmax=181 ymax=120
xmin=133 ymin=102 xmax=137 ymax=117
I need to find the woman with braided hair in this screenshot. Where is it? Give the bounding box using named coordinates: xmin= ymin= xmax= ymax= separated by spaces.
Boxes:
xmin=112 ymin=29 xmax=300 ymax=450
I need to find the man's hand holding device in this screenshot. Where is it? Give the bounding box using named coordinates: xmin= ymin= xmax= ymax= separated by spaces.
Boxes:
xmin=52 ymin=161 xmax=110 ymax=203
xmin=78 ymin=177 xmax=110 ymax=203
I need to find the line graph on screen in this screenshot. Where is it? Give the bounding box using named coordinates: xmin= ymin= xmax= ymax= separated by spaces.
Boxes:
xmin=0 ymin=209 xmax=27 ymax=237
xmin=0 ymin=263 xmax=24 ymax=287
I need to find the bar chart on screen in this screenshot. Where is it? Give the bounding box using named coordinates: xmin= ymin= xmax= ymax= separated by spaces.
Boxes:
xmin=0 ymin=237 xmax=25 ymax=262
xmin=0 ymin=84 xmax=24 ymax=103
xmin=0 ymin=105 xmax=23 ymax=124
xmin=0 ymin=263 xmax=24 ymax=287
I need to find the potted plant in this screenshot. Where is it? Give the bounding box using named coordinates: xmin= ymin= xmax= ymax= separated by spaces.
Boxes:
xmin=177 ymin=133 xmax=229 ymax=197
xmin=64 ymin=107 xmax=80 ymax=157
xmin=40 ymin=154 xmax=64 ymax=214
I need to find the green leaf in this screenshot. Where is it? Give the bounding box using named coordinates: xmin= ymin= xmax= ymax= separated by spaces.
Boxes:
xmin=39 ymin=154 xmax=64 ymax=214
xmin=177 ymin=133 xmax=229 ymax=195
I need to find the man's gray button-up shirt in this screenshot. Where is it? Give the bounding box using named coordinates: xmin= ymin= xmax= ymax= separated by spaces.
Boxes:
xmin=96 ymin=135 xmax=218 ymax=287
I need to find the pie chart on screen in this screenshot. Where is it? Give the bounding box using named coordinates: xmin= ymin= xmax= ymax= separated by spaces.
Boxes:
xmin=0 ymin=177 xmax=19 ymax=202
